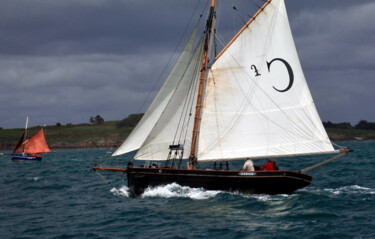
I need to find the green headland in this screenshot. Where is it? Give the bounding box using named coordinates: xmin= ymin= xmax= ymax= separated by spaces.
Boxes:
xmin=0 ymin=115 xmax=374 ymax=151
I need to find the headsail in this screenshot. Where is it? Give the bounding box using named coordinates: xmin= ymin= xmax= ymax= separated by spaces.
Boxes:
xmin=134 ymin=37 xmax=205 ymax=161
xmin=197 ymin=0 xmax=336 ymax=162
xmin=112 ymin=21 xmax=200 ymax=157
xmin=13 ymin=132 xmax=26 ymax=154
xmin=13 ymin=116 xmax=28 ymax=154
xmin=24 ymin=128 xmax=51 ymax=154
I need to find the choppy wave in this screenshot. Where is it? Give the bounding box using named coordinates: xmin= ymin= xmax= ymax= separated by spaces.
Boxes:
xmin=2 ymin=145 xmax=375 ymax=238
xmin=324 ymin=185 xmax=375 ymax=195
xmin=26 ymin=177 xmax=40 ymax=182
xmin=300 ymin=185 xmax=375 ymax=197
xmin=244 ymin=193 xmax=292 ymax=202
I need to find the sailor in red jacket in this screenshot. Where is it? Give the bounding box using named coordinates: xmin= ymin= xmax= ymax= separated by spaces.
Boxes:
xmin=260 ymin=160 xmax=278 ymax=171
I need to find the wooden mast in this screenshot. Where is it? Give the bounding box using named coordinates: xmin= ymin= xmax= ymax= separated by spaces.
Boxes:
xmin=188 ymin=0 xmax=216 ymax=169
xmin=187 ymin=0 xmax=273 ymax=169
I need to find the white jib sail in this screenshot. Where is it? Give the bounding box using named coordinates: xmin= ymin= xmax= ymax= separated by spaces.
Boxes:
xmin=112 ymin=22 xmax=199 ymax=156
xmin=197 ymin=0 xmax=336 ymax=162
xmin=134 ymin=38 xmax=204 ymax=161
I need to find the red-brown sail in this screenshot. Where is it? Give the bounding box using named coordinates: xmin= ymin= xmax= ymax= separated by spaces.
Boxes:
xmin=23 ymin=128 xmax=51 ymax=154
xmin=13 ymin=132 xmax=26 ymax=154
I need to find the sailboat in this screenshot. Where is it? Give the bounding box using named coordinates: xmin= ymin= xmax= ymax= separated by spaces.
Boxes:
xmin=12 ymin=117 xmax=52 ymax=161
xmin=94 ymin=0 xmax=351 ymax=195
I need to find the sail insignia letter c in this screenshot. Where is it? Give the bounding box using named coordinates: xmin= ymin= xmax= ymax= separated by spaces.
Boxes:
xmin=266 ymin=58 xmax=294 ymax=92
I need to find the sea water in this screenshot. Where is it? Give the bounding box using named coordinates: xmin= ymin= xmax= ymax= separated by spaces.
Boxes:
xmin=0 ymin=141 xmax=374 ymax=238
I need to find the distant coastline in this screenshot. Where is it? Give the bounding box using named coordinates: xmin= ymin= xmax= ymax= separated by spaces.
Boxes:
xmin=1 ymin=119 xmax=374 ymax=151
xmin=34 ymin=136 xmax=375 ymax=150
xmin=0 ymin=135 xmax=372 ymax=152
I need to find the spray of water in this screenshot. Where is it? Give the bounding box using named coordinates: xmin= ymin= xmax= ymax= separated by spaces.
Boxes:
xmin=110 ymin=183 xmax=221 ymax=199
xmin=141 ymin=183 xmax=221 ymax=199
xmin=110 ymin=186 xmax=131 ymax=197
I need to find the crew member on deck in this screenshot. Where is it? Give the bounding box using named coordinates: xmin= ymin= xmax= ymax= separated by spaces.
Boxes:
xmin=260 ymin=160 xmax=278 ymax=171
xmin=242 ymin=158 xmax=255 ymax=171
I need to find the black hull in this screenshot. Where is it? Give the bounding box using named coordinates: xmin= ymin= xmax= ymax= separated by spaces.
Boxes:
xmin=126 ymin=166 xmax=312 ymax=196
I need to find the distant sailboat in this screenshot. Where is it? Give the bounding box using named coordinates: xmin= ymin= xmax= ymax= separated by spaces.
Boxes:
xmin=12 ymin=117 xmax=51 ymax=161
xmin=94 ymin=0 xmax=351 ymax=195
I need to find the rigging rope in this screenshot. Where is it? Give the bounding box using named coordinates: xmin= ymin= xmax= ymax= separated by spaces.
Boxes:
xmin=181 ymin=43 xmax=204 ymax=147
xmin=135 ymin=1 xmax=203 ymax=115
xmin=171 ymin=38 xmax=204 ymax=152
xmin=331 ymin=141 xmax=346 ymax=149
xmin=93 ymin=147 xmax=125 ymax=188
xmin=95 ymin=170 xmax=115 ymax=187
xmin=94 ymin=146 xmax=118 ymax=167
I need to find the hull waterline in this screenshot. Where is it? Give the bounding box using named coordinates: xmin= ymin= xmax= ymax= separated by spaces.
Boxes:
xmin=126 ymin=166 xmax=312 ymax=196
xmin=12 ymin=155 xmax=42 ymax=161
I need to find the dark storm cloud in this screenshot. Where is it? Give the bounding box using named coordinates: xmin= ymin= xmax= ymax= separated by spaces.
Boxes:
xmin=289 ymin=0 xmax=375 ymax=124
xmin=0 ymin=0 xmax=201 ymax=56
xmin=0 ymin=0 xmax=374 ymax=128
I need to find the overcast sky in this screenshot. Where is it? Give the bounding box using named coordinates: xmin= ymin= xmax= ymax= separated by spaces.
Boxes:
xmin=0 ymin=0 xmax=374 ymax=128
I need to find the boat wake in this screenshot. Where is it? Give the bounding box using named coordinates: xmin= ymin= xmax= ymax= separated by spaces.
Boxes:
xmin=110 ymin=183 xmax=221 ymax=199
xmin=141 ymin=183 xmax=221 ymax=199
xmin=110 ymin=183 xmax=301 ymax=200
xmin=110 ymin=184 xmax=374 ymax=200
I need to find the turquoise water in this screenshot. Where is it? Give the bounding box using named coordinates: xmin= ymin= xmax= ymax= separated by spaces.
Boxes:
xmin=1 ymin=141 xmax=374 ymax=238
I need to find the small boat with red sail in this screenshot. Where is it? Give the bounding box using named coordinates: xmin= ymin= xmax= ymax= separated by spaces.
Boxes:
xmin=12 ymin=117 xmax=51 ymax=161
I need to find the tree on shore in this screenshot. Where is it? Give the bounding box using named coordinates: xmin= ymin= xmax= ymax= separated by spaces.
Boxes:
xmin=323 ymin=120 xmax=375 ymax=130
xmin=90 ymin=115 xmax=105 ymax=125
xmin=323 ymin=121 xmax=352 ymax=129
xmin=116 ymin=113 xmax=144 ymax=128
xmin=355 ymin=120 xmax=375 ymax=130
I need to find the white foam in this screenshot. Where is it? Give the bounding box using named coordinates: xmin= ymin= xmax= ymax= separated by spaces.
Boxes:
xmin=141 ymin=183 xmax=221 ymax=200
xmin=110 ymin=186 xmax=131 ymax=198
xmin=325 ymin=185 xmax=375 ymax=195
xmin=240 ymin=193 xmax=293 ymax=203
xmin=27 ymin=177 xmax=40 ymax=181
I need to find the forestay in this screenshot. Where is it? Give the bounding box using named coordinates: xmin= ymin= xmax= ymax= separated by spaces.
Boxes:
xmin=197 ymin=0 xmax=336 ymax=162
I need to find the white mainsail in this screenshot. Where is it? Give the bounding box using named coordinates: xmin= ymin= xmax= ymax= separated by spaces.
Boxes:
xmin=197 ymin=0 xmax=336 ymax=162
xmin=134 ymin=38 xmax=205 ymax=161
xmin=112 ymin=22 xmax=200 ymax=156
